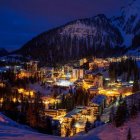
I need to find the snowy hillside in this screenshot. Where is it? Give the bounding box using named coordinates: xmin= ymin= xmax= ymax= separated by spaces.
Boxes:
xmin=13 ymin=0 xmax=140 ymax=63
xmin=74 ymin=115 xmax=140 ymax=140
xmin=112 ymin=0 xmax=140 ymax=48
xmin=0 ymin=113 xmax=63 ymax=140
xmin=59 ymin=14 xmax=122 ymax=48
xmin=121 ymin=0 xmax=140 ymax=35
xmin=0 ymin=112 xmax=31 ymax=130
xmin=17 ymin=14 xmax=123 ymax=64
xmin=1 ymin=111 xmax=140 ymax=140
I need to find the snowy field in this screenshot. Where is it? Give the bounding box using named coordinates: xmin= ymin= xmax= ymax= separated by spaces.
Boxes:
xmin=73 ymin=115 xmax=140 ymax=140
xmin=0 ymin=113 xmax=63 ymax=140
xmin=0 ymin=91 xmax=140 ymax=140
xmin=0 ymin=111 xmax=140 ymax=140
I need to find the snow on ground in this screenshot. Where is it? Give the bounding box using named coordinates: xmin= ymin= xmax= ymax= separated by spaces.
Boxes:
xmin=0 ymin=113 xmax=63 ymax=140
xmin=29 ymin=83 xmax=53 ymax=96
xmin=0 ymin=124 xmax=63 ymax=140
xmin=29 ymin=83 xmax=69 ymax=96
xmin=73 ymin=114 xmax=140 ymax=140
xmin=126 ymin=47 xmax=140 ymax=56
xmin=1 ymin=92 xmax=140 ymax=140
xmin=0 ymin=112 xmax=140 ymax=140
xmin=0 ymin=113 xmax=31 ymax=130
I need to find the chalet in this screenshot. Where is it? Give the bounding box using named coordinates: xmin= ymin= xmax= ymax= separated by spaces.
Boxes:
xmin=72 ymin=68 xmax=84 ymax=79
xmin=88 ymin=87 xmax=99 ymax=96
xmin=45 ymin=109 xmax=66 ymax=118
xmin=90 ymin=95 xmax=106 ymax=116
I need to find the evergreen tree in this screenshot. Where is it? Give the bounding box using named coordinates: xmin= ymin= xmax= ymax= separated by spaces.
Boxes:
xmin=46 ymin=116 xmax=53 ymax=134
xmin=132 ymin=80 xmax=139 ymax=93
xmin=65 ymin=128 xmax=71 ymax=137
xmin=109 ymin=106 xmax=115 ymax=123
xmin=26 ymin=103 xmax=37 ymax=128
xmin=130 ymin=104 xmax=137 ymax=118
xmin=115 ymin=101 xmax=127 ymax=127
xmin=119 ymin=93 xmax=123 ymax=104
xmin=127 ymin=128 xmax=132 ymax=140
xmin=61 ymin=94 xmax=66 ymax=109
xmin=85 ymin=119 xmax=91 ymax=133
xmin=71 ymin=118 xmax=75 ymax=128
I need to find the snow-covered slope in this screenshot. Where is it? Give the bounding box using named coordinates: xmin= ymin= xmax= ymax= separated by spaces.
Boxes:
xmin=112 ymin=0 xmax=140 ymax=48
xmin=0 ymin=113 xmax=31 ymax=130
xmin=121 ymin=0 xmax=140 ymax=35
xmin=72 ymin=114 xmax=140 ymax=140
xmin=0 ymin=113 xmax=63 ymax=140
xmin=0 ymin=124 xmax=63 ymax=140
xmin=14 ymin=0 xmax=140 ymax=62
xmin=1 ymin=113 xmax=140 ymax=140
xmin=17 ymin=14 xmax=123 ymax=64
xmin=59 ymin=14 xmax=122 ymax=48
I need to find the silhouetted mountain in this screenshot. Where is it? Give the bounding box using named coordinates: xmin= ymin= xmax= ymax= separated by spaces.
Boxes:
xmin=16 ymin=0 xmax=140 ymax=64
xmin=17 ymin=14 xmax=123 ymax=64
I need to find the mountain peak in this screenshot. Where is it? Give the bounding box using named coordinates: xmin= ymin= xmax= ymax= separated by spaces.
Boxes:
xmin=121 ymin=0 xmax=140 ymax=18
xmin=18 ymin=14 xmax=123 ymax=64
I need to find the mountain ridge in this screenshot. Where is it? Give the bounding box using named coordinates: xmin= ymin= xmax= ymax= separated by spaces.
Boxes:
xmin=16 ymin=0 xmax=140 ymax=64
xmin=17 ymin=14 xmax=124 ymax=64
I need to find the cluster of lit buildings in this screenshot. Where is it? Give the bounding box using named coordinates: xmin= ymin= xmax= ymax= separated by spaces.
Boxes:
xmin=20 ymin=58 xmax=134 ymax=137
xmin=0 ymin=57 xmax=135 ymax=137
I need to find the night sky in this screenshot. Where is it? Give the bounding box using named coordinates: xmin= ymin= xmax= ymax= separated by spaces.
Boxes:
xmin=0 ymin=0 xmax=128 ymax=51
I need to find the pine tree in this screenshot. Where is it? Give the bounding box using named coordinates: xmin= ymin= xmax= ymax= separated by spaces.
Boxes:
xmin=26 ymin=103 xmax=37 ymax=128
xmin=127 ymin=128 xmax=132 ymax=140
xmin=61 ymin=94 xmax=66 ymax=109
xmin=130 ymin=104 xmax=137 ymax=118
xmin=132 ymin=79 xmax=139 ymax=93
xmin=109 ymin=106 xmax=115 ymax=123
xmin=46 ymin=116 xmax=53 ymax=134
xmin=71 ymin=118 xmax=75 ymax=128
xmin=85 ymin=119 xmax=91 ymax=133
xmin=65 ymin=128 xmax=71 ymax=137
xmin=115 ymin=101 xmax=127 ymax=127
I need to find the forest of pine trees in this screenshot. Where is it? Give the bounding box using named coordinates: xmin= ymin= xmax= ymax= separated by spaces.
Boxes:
xmin=0 ymin=70 xmax=55 ymax=134
xmin=109 ymin=94 xmax=140 ymax=128
xmin=51 ymin=87 xmax=90 ymax=111
xmin=109 ymin=58 xmax=139 ymax=82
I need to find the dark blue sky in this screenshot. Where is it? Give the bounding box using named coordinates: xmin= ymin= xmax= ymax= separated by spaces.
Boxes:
xmin=0 ymin=0 xmax=128 ymax=51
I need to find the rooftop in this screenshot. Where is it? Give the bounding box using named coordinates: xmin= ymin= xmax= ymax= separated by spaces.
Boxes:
xmin=91 ymin=95 xmax=106 ymax=105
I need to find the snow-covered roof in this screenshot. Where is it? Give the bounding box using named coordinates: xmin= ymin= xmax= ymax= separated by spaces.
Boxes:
xmin=88 ymin=87 xmax=98 ymax=91
xmin=91 ymin=95 xmax=106 ymax=105
xmin=65 ymin=106 xmax=85 ymax=118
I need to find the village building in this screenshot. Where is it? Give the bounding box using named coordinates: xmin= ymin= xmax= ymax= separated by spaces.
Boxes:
xmin=90 ymin=95 xmax=106 ymax=116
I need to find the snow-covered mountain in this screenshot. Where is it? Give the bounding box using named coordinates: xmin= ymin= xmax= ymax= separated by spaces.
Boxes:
xmin=17 ymin=14 xmax=123 ymax=64
xmin=112 ymin=0 xmax=140 ymax=48
xmin=122 ymin=0 xmax=140 ymax=35
xmin=16 ymin=0 xmax=140 ymax=64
